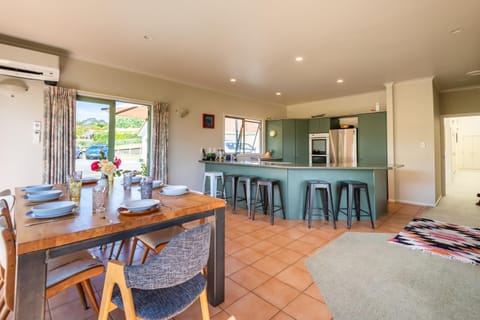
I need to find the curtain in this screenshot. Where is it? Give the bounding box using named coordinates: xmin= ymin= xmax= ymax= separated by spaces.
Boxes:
xmin=150 ymin=102 xmax=169 ymax=182
xmin=43 ymin=86 xmax=77 ymax=184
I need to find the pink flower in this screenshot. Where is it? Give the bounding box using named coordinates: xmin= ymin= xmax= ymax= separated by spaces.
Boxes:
xmin=114 ymin=157 xmax=121 ymax=169
xmin=91 ymin=161 xmax=100 ymax=171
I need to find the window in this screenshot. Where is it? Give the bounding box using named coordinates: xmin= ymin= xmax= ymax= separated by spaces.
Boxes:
xmin=75 ymin=95 xmax=151 ymax=178
xmin=224 ymin=116 xmax=262 ymax=153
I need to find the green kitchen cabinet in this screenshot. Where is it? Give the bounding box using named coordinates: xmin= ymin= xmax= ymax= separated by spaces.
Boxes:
xmin=266 ymin=120 xmax=283 ymax=158
xmin=308 ymin=118 xmax=330 ymax=133
xmin=266 ymin=119 xmax=308 ymax=163
xmin=357 ymin=112 xmax=387 ymax=165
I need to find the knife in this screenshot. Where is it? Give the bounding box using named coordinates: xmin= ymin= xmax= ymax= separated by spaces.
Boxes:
xmin=24 ymin=215 xmax=76 ymax=227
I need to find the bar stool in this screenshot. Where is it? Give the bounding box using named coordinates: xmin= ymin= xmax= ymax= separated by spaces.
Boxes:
xmin=303 ymin=180 xmax=336 ymax=229
xmin=224 ymin=174 xmax=240 ymax=206
xmin=253 ymin=179 xmax=285 ymax=225
xmin=235 ymin=175 xmax=258 ymax=217
xmin=335 ymin=180 xmax=374 ymax=229
xmin=202 ymin=171 xmax=224 ymax=198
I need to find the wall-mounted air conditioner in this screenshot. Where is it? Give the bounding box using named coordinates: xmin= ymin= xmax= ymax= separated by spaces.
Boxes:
xmin=0 ymin=44 xmax=60 ymax=84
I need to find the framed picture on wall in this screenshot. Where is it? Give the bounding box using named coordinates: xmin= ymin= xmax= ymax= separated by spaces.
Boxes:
xmin=202 ymin=113 xmax=215 ymax=129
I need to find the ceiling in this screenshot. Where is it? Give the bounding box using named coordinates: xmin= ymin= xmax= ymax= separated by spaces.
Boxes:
xmin=1 ymin=0 xmax=479 ymax=105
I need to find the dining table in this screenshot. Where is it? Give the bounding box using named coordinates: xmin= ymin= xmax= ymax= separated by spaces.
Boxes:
xmin=13 ymin=181 xmax=226 ymax=320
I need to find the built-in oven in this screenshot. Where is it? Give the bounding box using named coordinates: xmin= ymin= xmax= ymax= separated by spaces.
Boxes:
xmin=309 ymin=133 xmax=329 ymax=165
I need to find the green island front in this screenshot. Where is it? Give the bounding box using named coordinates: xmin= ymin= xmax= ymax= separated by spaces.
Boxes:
xmin=202 ymin=160 xmax=388 ymax=221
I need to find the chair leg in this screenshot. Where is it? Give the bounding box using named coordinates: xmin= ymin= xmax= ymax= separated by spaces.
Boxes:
xmin=347 ymin=185 xmax=353 ymax=229
xmin=303 ymin=184 xmax=310 ymax=220
xmin=0 ymin=306 xmax=10 ymax=320
xmin=308 ymin=187 xmax=315 ymax=228
xmin=0 ymin=296 xmax=5 ymax=313
xmin=267 ymin=185 xmax=274 ymax=225
xmin=364 ymin=187 xmax=375 ymax=229
xmin=328 ymin=185 xmax=336 ymax=229
xmin=81 ymin=280 xmax=100 ymax=314
xmin=335 ymin=185 xmax=343 ymax=221
xmin=199 ymin=288 xmax=210 ymax=320
xmin=108 ymin=242 xmax=117 ymax=260
xmin=320 ymin=190 xmax=329 ymax=221
xmin=277 ymin=184 xmax=286 ymax=219
xmin=98 ymin=261 xmax=135 ymax=320
xmin=114 ymin=239 xmax=126 ymax=260
xmin=76 ymin=283 xmax=89 ymax=309
xmin=140 ymin=247 xmax=150 ymax=264
xmin=252 ymin=184 xmax=260 ymax=220
xmin=127 ymin=238 xmax=139 ymax=265
xmin=354 ymin=188 xmax=361 ymax=221
xmin=246 ymin=181 xmax=252 ymax=218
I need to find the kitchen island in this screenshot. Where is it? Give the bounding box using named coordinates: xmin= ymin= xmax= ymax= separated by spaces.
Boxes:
xmin=202 ymin=160 xmax=388 ymax=221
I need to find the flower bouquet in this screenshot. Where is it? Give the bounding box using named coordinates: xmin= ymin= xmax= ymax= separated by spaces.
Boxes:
xmin=90 ymin=149 xmax=122 ymax=191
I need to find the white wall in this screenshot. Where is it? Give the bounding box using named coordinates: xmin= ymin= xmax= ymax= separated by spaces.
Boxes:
xmin=0 ymin=76 xmax=45 ymax=191
xmin=393 ymin=77 xmax=437 ymax=206
xmin=286 ymin=90 xmax=386 ymax=118
xmin=0 ymin=58 xmax=286 ymax=192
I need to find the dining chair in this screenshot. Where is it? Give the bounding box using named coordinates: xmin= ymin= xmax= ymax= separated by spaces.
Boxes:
xmin=0 ymin=190 xmax=16 ymax=230
xmin=98 ymin=223 xmax=211 ymax=320
xmin=0 ymin=200 xmax=16 ymax=294
xmin=0 ymin=200 xmax=14 ymax=232
xmin=127 ymin=225 xmax=185 ymax=265
xmin=0 ymin=217 xmax=106 ymax=318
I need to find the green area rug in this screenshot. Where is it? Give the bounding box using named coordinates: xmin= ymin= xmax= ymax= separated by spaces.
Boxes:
xmin=305 ymin=232 xmax=480 ymax=320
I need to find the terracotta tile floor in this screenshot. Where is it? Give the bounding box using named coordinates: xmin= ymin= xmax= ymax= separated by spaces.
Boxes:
xmin=11 ymin=202 xmax=424 ymax=320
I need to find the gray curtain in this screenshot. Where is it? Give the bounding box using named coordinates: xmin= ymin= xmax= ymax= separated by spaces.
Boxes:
xmin=43 ymin=86 xmax=77 ymax=184
xmin=150 ymin=102 xmax=169 ymax=183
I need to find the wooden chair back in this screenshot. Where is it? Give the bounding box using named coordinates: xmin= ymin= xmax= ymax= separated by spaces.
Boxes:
xmin=0 ymin=199 xmax=14 ymax=232
xmin=0 ymin=228 xmax=16 ymax=318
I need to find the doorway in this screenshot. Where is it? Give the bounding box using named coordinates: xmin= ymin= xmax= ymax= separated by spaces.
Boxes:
xmin=443 ymin=115 xmax=480 ymax=197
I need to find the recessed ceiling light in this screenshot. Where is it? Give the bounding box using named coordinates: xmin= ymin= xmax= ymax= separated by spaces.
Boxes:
xmin=295 ymin=56 xmax=303 ymax=62
xmin=143 ymin=35 xmax=153 ymax=40
xmin=275 ymin=92 xmax=282 ymax=96
xmin=229 ymin=78 xmax=237 ymax=83
xmin=336 ymin=79 xmax=344 ymax=84
xmin=466 ymin=70 xmax=480 ymax=77
xmin=450 ymin=27 xmax=464 ymax=35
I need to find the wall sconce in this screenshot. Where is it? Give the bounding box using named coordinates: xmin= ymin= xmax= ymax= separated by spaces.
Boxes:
xmin=269 ymin=129 xmax=277 ymax=137
xmin=0 ymin=78 xmax=29 ymax=98
xmin=175 ymin=108 xmax=189 ymax=118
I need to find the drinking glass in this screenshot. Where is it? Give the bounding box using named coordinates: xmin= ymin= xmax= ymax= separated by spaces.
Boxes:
xmin=72 ymin=170 xmax=83 ymax=180
xmin=68 ymin=176 xmax=82 ymax=205
xmin=92 ymin=185 xmax=107 ymax=217
xmin=140 ymin=176 xmax=153 ymax=199
xmin=123 ymin=171 xmax=133 ymax=190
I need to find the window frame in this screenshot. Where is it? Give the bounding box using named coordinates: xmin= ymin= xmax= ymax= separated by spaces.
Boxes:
xmin=75 ymin=94 xmax=152 ymax=172
xmin=224 ymin=115 xmax=263 ymax=154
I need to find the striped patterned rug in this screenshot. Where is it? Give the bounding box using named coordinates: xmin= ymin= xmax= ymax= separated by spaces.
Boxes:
xmin=389 ymin=218 xmax=480 ymax=265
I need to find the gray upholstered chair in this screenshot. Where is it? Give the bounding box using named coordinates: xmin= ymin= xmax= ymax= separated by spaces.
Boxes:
xmin=98 ymin=223 xmax=211 ymax=320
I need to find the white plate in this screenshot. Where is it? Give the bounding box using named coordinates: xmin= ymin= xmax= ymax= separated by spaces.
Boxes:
xmin=152 ymin=180 xmax=164 ymax=189
xmin=161 ymin=185 xmax=189 ymax=196
xmin=82 ymin=177 xmax=99 ymax=184
xmin=31 ymin=201 xmax=76 ymax=217
xmin=26 ymin=210 xmax=74 ymax=219
xmin=23 ymin=184 xmax=54 ymax=193
xmin=122 ymin=199 xmax=160 ymax=212
xmin=26 ymin=190 xmax=62 ymax=202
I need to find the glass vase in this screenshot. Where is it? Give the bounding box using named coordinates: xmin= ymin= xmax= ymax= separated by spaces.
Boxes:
xmin=108 ymin=174 xmax=114 ymax=192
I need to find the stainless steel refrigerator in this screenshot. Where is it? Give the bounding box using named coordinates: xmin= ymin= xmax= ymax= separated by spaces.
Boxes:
xmin=329 ymin=128 xmax=357 ymax=165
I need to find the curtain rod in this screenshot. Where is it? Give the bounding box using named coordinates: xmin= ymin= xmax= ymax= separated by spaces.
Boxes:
xmin=76 ymin=89 xmax=153 ymax=106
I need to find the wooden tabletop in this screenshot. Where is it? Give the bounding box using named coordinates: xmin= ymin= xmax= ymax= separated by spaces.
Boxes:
xmin=14 ymin=183 xmax=226 ymax=255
